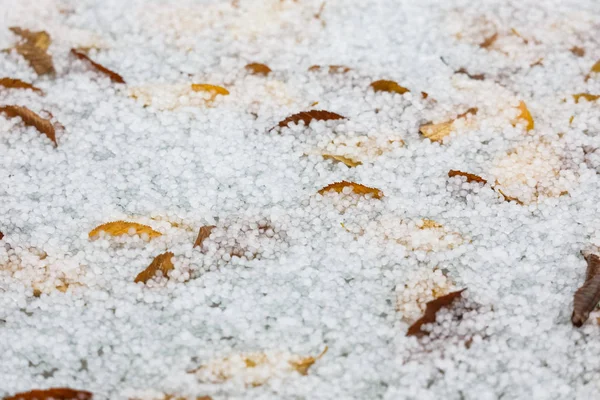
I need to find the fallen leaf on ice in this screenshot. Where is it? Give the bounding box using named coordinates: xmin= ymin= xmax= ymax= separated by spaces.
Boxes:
xmin=9 ymin=27 xmax=55 ymax=76
xmin=70 ymin=49 xmax=125 ymax=83
xmin=455 ymin=68 xmax=485 ymax=80
xmin=245 ymin=63 xmax=272 ymax=76
xmin=585 ymin=60 xmax=600 ymax=82
xmin=479 ymin=32 xmax=498 ymax=49
xmin=272 ymin=110 xmax=345 ymax=131
xmin=396 ymin=268 xmax=456 ymax=322
xmin=4 ymin=387 xmax=93 ymax=400
xmin=318 ymin=181 xmax=383 ymax=199
xmin=419 ymin=107 xmax=478 ymax=142
xmin=194 ymin=225 xmax=216 ymax=248
xmin=0 ymin=105 xmax=57 ymax=146
xmin=322 ymin=154 xmax=362 ymax=167
xmin=514 ymin=101 xmax=534 ymax=131
xmin=135 ymin=251 xmax=175 ymax=283
xmin=370 ymin=80 xmax=409 ymax=95
xmin=289 ymin=346 xmax=328 ymax=375
xmin=88 ymin=221 xmax=162 ymax=239
xmin=572 ymin=251 xmax=600 ymax=327
xmin=0 ymin=77 xmax=43 ymax=93
xmin=406 ymin=289 xmax=466 ymax=337
xmin=448 ymin=170 xmax=487 ymax=184
xmin=570 ymin=46 xmax=585 ymax=57
xmin=191 ymin=84 xmax=230 ymax=102
xmin=308 ymin=65 xmax=351 ymax=74
xmin=573 ymin=93 xmax=600 ymax=103
xmin=510 ymin=28 xmax=528 ymax=44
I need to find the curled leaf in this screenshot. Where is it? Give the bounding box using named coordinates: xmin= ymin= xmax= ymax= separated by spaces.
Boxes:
xmin=273 ymin=110 xmax=345 ymax=131
xmin=322 ymin=154 xmax=362 ymax=167
xmin=245 ymin=63 xmax=272 ymax=76
xmin=515 ymin=101 xmax=534 ymax=131
xmin=191 ymin=84 xmax=229 ymax=102
xmin=0 ymin=105 xmax=57 ymax=146
xmin=134 ymin=251 xmax=175 ymax=283
xmin=0 ymin=77 xmax=42 ymax=93
xmin=88 ymin=221 xmax=161 ymax=239
xmin=370 ymin=80 xmax=409 ymax=95
xmin=318 ymin=181 xmax=383 ymax=199
xmin=308 ymin=65 xmax=350 ymax=74
xmin=406 ymin=289 xmax=466 ymax=337
xmin=4 ymin=388 xmax=93 ymax=400
xmin=194 ymin=225 xmax=216 ymax=248
xmin=448 ymin=170 xmax=487 ymax=184
xmin=572 ymin=252 xmax=600 ymax=327
xmin=419 ymin=108 xmax=477 ymax=142
xmin=573 ymin=93 xmax=600 ymax=103
xmin=70 ymin=49 xmax=125 ymax=83
xmin=9 ymin=27 xmax=55 ymax=76
xmin=455 ymin=68 xmax=484 ymax=81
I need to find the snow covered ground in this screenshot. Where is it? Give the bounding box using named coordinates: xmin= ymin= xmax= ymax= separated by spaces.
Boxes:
xmin=1 ymin=0 xmax=600 ymax=398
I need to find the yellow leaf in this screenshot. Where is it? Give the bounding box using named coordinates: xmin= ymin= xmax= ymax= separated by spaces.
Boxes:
xmin=569 ymin=116 xmax=574 ymax=125
xmin=515 ymin=101 xmax=534 ymax=131
xmin=585 ymin=60 xmax=600 ymax=81
xmin=134 ymin=251 xmax=174 ymax=283
xmin=191 ymin=84 xmax=230 ymax=102
xmin=419 ymin=219 xmax=443 ymax=229
xmin=370 ymin=80 xmax=409 ymax=95
xmin=419 ymin=108 xmax=477 ymax=142
xmin=318 ymin=181 xmax=383 ymax=199
xmin=322 ymin=154 xmax=362 ymax=167
xmin=289 ymin=346 xmax=328 ymax=375
xmin=88 ymin=221 xmax=162 ymax=239
xmin=573 ymin=93 xmax=600 ymax=103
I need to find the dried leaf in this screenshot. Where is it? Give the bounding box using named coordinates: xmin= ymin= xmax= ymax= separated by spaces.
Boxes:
xmin=455 ymin=68 xmax=485 ymax=81
xmin=0 ymin=105 xmax=57 ymax=146
xmin=419 ymin=108 xmax=477 ymax=142
xmin=406 ymin=289 xmax=466 ymax=337
xmin=515 ymin=101 xmax=534 ymax=131
xmin=273 ymin=110 xmax=345 ymax=130
xmin=571 ymin=46 xmax=585 ymax=57
xmin=322 ymin=154 xmax=362 ymax=167
xmin=530 ymin=58 xmax=543 ymax=67
xmin=569 ymin=116 xmax=574 ymax=125
xmin=0 ymin=231 xmax=3 ymax=240
xmin=585 ymin=60 xmax=600 ymax=82
xmin=419 ymin=219 xmax=443 ymax=229
xmin=0 ymin=77 xmax=43 ymax=93
xmin=4 ymin=387 xmax=93 ymax=400
xmin=370 ymin=80 xmax=409 ymax=95
xmin=308 ymin=65 xmax=351 ymax=74
xmin=572 ymin=252 xmax=600 ymax=327
xmin=135 ymin=251 xmax=175 ymax=283
xmin=70 ymin=49 xmax=125 ymax=83
xmin=573 ymin=93 xmax=600 ymax=103
xmin=288 ymin=346 xmax=328 ymax=375
xmin=194 ymin=225 xmax=216 ymax=248
xmin=88 ymin=221 xmax=162 ymax=239
xmin=9 ymin=27 xmax=55 ymax=76
xmin=510 ymin=28 xmax=528 ymax=44
xmin=190 ymin=84 xmax=230 ymax=102
xmin=448 ymin=170 xmax=487 ymax=184
xmin=479 ymin=32 xmax=498 ymax=49
xmin=245 ymin=63 xmax=272 ymax=76
xmin=318 ymin=181 xmax=383 ymax=199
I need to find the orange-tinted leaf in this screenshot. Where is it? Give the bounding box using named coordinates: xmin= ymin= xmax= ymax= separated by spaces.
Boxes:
xmin=308 ymin=65 xmax=351 ymax=74
xmin=318 ymin=181 xmax=383 ymax=199
xmin=0 ymin=105 xmax=57 ymax=146
xmin=515 ymin=101 xmax=534 ymax=131
xmin=194 ymin=225 xmax=216 ymax=248
xmin=419 ymin=219 xmax=443 ymax=229
xmin=585 ymin=60 xmax=600 ymax=82
xmin=70 ymin=49 xmax=125 ymax=83
xmin=419 ymin=108 xmax=477 ymax=142
xmin=479 ymin=32 xmax=498 ymax=49
xmin=273 ymin=110 xmax=345 ymax=130
xmin=495 ymin=187 xmax=524 ymax=205
xmin=448 ymin=170 xmax=487 ymax=184
xmin=289 ymin=346 xmax=328 ymax=375
xmin=4 ymin=387 xmax=93 ymax=400
xmin=0 ymin=77 xmax=43 ymax=93
xmin=572 ymin=252 xmax=600 ymax=327
xmin=455 ymin=68 xmax=484 ymax=80
xmin=406 ymin=289 xmax=466 ymax=337
xmin=573 ymin=93 xmax=600 ymax=103
xmin=370 ymin=80 xmax=409 ymax=95
xmin=134 ymin=251 xmax=175 ymax=283
xmin=322 ymin=154 xmax=362 ymax=167
xmin=10 ymin=27 xmax=55 ymax=76
xmin=191 ymin=84 xmax=229 ymax=96
xmin=571 ymin=46 xmax=585 ymax=57
xmin=245 ymin=63 xmax=272 ymax=76
xmin=88 ymin=221 xmax=161 ymax=239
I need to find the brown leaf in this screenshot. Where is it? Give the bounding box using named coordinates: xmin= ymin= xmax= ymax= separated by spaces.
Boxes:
xmin=322 ymin=154 xmax=362 ymax=167
xmin=4 ymin=387 xmax=93 ymax=400
xmin=70 ymin=49 xmax=125 ymax=83
xmin=0 ymin=77 xmax=43 ymax=94
xmin=0 ymin=231 xmax=3 ymax=240
xmin=572 ymin=252 xmax=600 ymax=327
xmin=479 ymin=32 xmax=498 ymax=49
xmin=194 ymin=225 xmax=216 ymax=248
xmin=308 ymin=65 xmax=351 ymax=74
xmin=134 ymin=251 xmax=175 ymax=283
xmin=448 ymin=170 xmax=487 ymax=184
xmin=10 ymin=27 xmax=55 ymax=76
xmin=455 ymin=68 xmax=485 ymax=80
xmin=273 ymin=110 xmax=345 ymax=131
xmin=573 ymin=93 xmax=600 ymax=103
xmin=510 ymin=28 xmax=528 ymax=44
xmin=370 ymin=80 xmax=409 ymax=95
xmin=88 ymin=221 xmax=162 ymax=239
xmin=318 ymin=181 xmax=383 ymax=199
xmin=406 ymin=289 xmax=466 ymax=337
xmin=245 ymin=63 xmax=272 ymax=76
xmin=530 ymin=58 xmax=543 ymax=68
xmin=571 ymin=46 xmax=585 ymax=57
xmin=0 ymin=105 xmax=57 ymax=146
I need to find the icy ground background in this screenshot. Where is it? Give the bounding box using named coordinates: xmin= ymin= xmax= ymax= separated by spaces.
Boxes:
xmin=2 ymin=0 xmax=600 ymax=398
